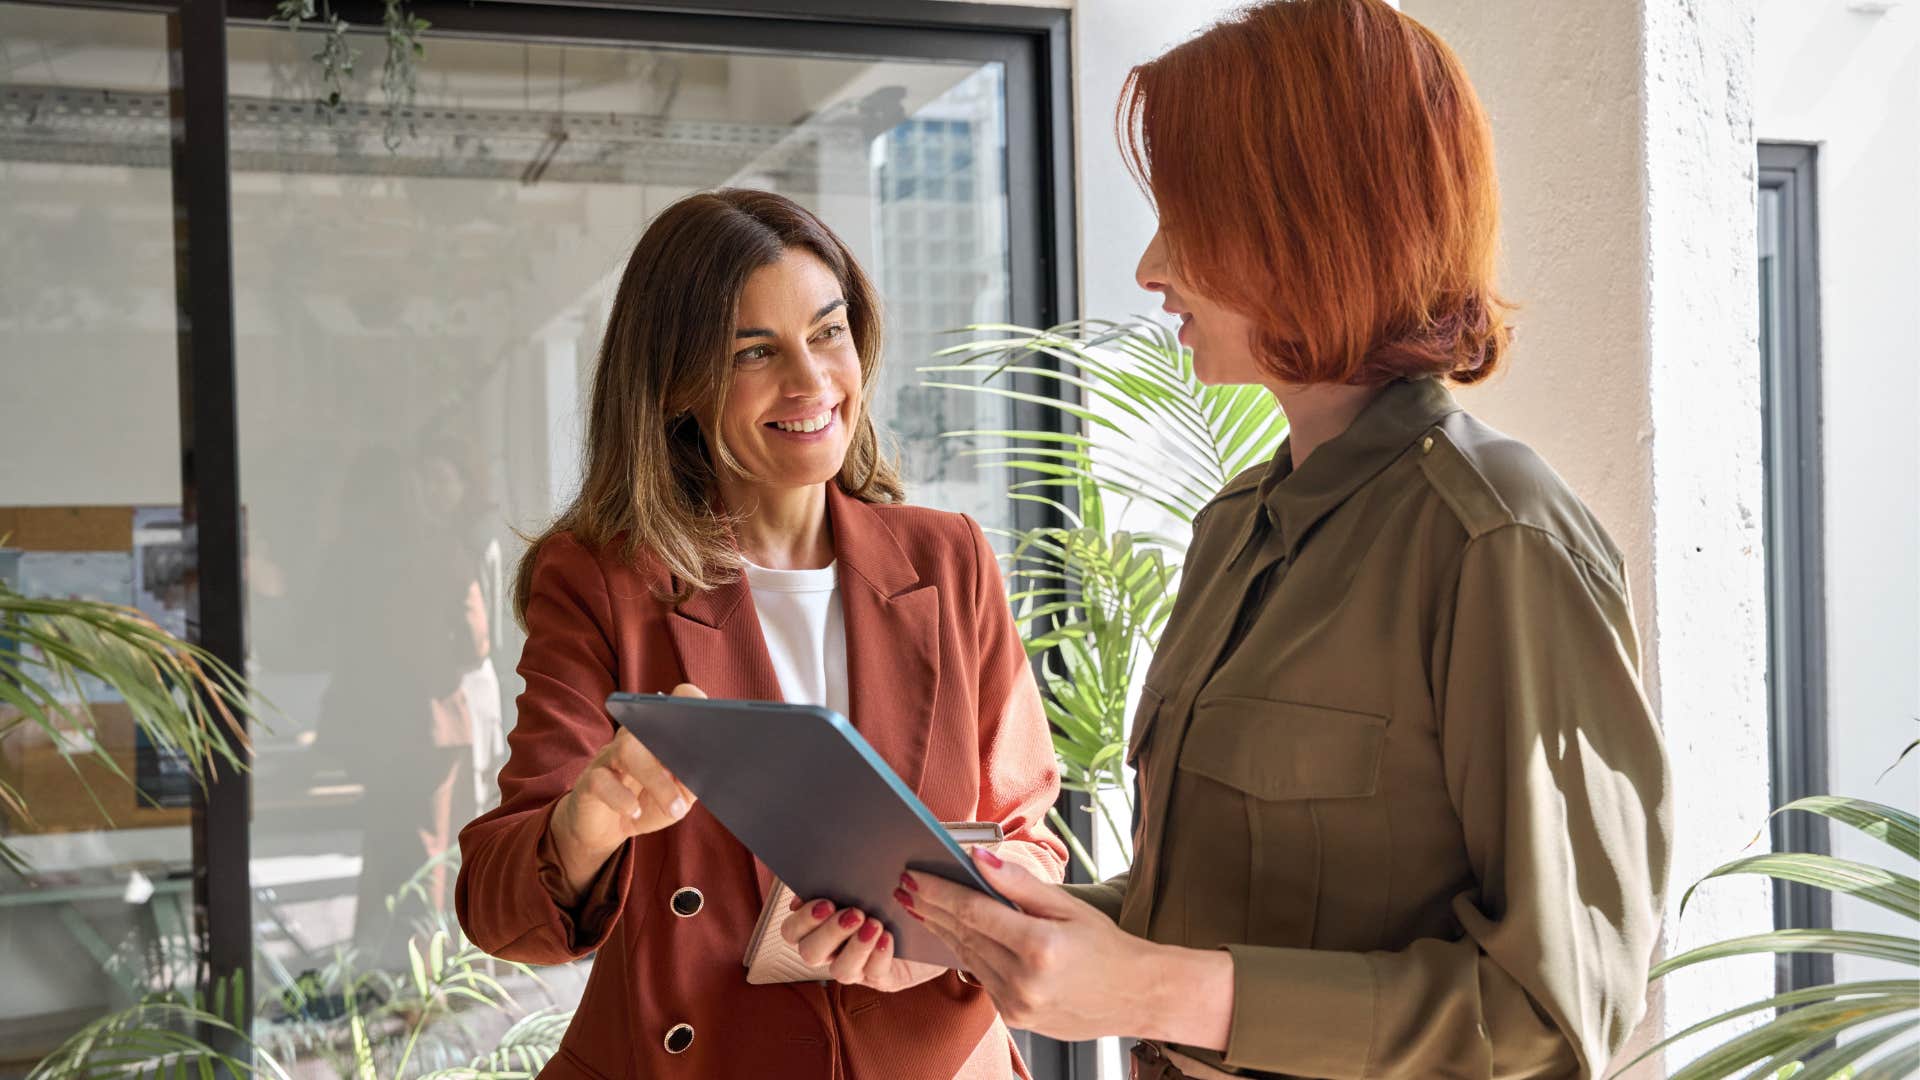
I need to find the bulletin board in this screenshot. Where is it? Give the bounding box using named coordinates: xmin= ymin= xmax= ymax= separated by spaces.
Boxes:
xmin=0 ymin=505 xmax=195 ymax=834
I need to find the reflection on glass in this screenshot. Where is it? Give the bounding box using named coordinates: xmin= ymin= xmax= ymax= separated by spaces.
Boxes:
xmin=1758 ymin=186 xmax=1782 ymax=378
xmin=0 ymin=4 xmax=194 ymax=1069
xmin=225 ymin=26 xmax=1016 ymax=1070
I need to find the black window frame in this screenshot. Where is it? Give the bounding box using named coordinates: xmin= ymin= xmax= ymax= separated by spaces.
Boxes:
xmin=1758 ymin=141 xmax=1829 ymax=994
xmin=7 ymin=0 xmax=1084 ymax=1073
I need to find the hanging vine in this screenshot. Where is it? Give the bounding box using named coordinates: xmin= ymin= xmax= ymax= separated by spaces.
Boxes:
xmin=270 ymin=0 xmax=430 ymax=146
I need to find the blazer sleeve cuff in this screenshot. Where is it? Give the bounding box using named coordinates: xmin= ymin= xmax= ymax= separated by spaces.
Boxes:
xmin=533 ymin=802 xmax=634 ymax=955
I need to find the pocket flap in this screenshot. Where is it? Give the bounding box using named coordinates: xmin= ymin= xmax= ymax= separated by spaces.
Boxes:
xmin=1178 ymin=698 xmax=1385 ymax=800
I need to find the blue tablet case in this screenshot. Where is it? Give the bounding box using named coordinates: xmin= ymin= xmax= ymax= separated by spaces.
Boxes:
xmin=604 ymin=692 xmax=1013 ymax=968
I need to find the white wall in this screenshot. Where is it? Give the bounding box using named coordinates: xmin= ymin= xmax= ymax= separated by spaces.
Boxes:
xmin=1756 ymin=0 xmax=1920 ymax=984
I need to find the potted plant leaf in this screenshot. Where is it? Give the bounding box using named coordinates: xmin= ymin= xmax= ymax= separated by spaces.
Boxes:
xmin=926 ymin=318 xmax=1286 ymax=875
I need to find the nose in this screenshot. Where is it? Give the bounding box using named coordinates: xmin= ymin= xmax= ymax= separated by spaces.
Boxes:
xmin=1135 ymin=227 xmax=1171 ymax=295
xmin=786 ymin=341 xmax=836 ymax=397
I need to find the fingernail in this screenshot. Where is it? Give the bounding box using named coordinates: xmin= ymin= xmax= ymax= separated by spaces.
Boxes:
xmin=857 ymin=919 xmax=880 ymax=943
xmin=789 ymin=896 xmax=803 ymax=912
xmin=838 ymin=910 xmax=863 ymax=929
xmin=628 ymin=807 xmax=644 ymax=821
xmin=811 ymin=901 xmax=834 ymax=919
xmin=879 ymin=933 xmax=892 ymax=950
xmin=669 ymin=797 xmax=690 ymax=818
xmin=899 ymin=872 xmax=919 ymax=892
xmin=892 ymin=888 xmax=915 ymax=910
xmin=909 ymin=910 xmax=925 ymax=922
xmin=975 ymin=848 xmax=1004 ymax=869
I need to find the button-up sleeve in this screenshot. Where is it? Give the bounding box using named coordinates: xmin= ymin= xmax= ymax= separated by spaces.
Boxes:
xmin=1062 ymin=871 xmax=1129 ymax=922
xmin=1203 ymin=523 xmax=1673 ymax=1079
xmin=455 ymin=534 xmax=654 ymax=965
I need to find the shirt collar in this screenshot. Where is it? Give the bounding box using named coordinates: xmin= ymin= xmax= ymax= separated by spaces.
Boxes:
xmin=1258 ymin=377 xmax=1462 ymax=552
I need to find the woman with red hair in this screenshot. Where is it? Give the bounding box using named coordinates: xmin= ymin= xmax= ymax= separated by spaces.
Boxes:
xmin=902 ymin=2 xmax=1672 ymax=1077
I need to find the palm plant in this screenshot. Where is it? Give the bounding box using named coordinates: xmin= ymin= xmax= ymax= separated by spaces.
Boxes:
xmin=31 ymin=851 xmax=570 ymax=1079
xmin=0 ymin=573 xmax=566 ymax=1077
xmin=925 ymin=318 xmax=1286 ymax=875
xmin=1610 ymin=791 xmax=1919 ymax=1079
xmin=0 ymin=576 xmax=260 ymax=873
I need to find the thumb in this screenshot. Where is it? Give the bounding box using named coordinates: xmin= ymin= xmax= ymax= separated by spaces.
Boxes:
xmin=671 ymin=683 xmax=708 ymax=699
xmin=972 ymin=848 xmax=1080 ymax=919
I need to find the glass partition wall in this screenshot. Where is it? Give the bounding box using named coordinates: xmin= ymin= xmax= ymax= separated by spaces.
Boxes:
xmin=1 ymin=2 xmax=1076 ymax=1076
xmin=229 ymin=25 xmax=1020 ymax=1061
xmin=0 ymin=4 xmax=196 ymax=1068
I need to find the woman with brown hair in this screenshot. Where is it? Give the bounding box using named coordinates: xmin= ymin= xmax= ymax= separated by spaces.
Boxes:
xmin=904 ymin=2 xmax=1672 ymax=1078
xmin=455 ymin=188 xmax=1066 ymax=1078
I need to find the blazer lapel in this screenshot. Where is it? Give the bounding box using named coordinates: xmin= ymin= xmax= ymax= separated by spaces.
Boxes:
xmin=829 ymin=486 xmax=941 ymax=796
xmin=666 ymin=575 xmax=783 ymax=704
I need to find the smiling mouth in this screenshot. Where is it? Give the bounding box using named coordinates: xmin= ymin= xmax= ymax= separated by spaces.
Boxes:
xmin=767 ymin=406 xmax=838 ymax=434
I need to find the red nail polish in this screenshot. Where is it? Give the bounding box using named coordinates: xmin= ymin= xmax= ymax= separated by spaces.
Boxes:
xmin=900 ymin=872 xmax=919 ymax=892
xmin=880 ymin=933 xmax=892 ymax=950
xmin=857 ymin=919 xmax=880 ymax=943
xmin=811 ymin=901 xmax=834 ymax=919
xmin=790 ymin=896 xmax=803 ymax=912
xmin=909 ymin=910 xmax=925 ymax=922
xmin=892 ymin=888 xmax=915 ymax=910
xmin=976 ymin=848 xmax=1004 ymax=869
xmin=839 ymin=909 xmax=864 ymax=930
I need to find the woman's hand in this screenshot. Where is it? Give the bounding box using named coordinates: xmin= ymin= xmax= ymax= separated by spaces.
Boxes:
xmin=546 ymin=684 xmax=704 ymax=902
xmin=905 ymin=849 xmax=1234 ymax=1048
xmin=780 ymin=894 xmax=946 ymax=993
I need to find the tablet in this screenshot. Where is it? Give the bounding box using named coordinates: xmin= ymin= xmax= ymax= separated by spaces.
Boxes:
xmin=604 ymin=692 xmax=1013 ymax=968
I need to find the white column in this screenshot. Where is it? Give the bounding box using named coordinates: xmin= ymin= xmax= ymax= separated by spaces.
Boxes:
xmin=1643 ymin=1 xmax=1771 ymax=1068
xmin=1403 ymin=0 xmax=1768 ymax=1072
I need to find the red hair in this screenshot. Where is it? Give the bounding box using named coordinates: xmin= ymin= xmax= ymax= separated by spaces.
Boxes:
xmin=1122 ymin=0 xmax=1512 ymax=385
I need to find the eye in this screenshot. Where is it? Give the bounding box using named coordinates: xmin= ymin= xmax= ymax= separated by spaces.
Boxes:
xmin=814 ymin=323 xmax=847 ymax=343
xmin=734 ymin=344 xmax=773 ymax=365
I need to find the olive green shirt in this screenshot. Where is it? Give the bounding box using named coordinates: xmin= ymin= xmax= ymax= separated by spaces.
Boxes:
xmin=1068 ymin=378 xmax=1673 ymax=1079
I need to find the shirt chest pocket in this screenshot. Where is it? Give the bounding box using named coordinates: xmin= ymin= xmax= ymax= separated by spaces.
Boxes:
xmin=1174 ymin=697 xmax=1390 ymax=949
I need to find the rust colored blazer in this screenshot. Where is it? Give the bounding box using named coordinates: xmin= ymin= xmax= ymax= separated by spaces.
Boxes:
xmin=455 ymin=485 xmax=1067 ymax=1079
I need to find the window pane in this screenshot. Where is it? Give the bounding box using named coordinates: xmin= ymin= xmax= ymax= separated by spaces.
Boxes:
xmin=227 ymin=26 xmax=1013 ymax=1069
xmin=0 ymin=4 xmax=193 ymax=1067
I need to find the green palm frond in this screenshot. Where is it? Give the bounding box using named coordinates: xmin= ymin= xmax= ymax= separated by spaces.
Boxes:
xmin=29 ymin=972 xmax=293 ymax=1080
xmin=0 ymin=583 xmax=268 ymax=872
xmin=1788 ymin=1018 xmax=1919 ymax=1080
xmin=417 ymin=1007 xmax=574 ymax=1079
xmin=1625 ymin=774 xmax=1919 ymax=1079
xmin=1653 ymin=929 xmax=1920 ymax=981
xmin=1680 ymin=852 xmax=1920 ymax=923
xmin=1608 ymin=980 xmax=1919 ymax=1078
xmin=1765 ymin=795 xmax=1920 ymax=863
xmin=928 ymin=318 xmax=1284 ymax=877
xmin=1662 ymin=997 xmax=1915 ymax=1080
xmin=926 ymin=318 xmax=1285 ymax=534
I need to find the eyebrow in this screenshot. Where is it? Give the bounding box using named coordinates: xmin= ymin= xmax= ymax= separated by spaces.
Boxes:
xmin=735 ymin=299 xmax=848 ymax=339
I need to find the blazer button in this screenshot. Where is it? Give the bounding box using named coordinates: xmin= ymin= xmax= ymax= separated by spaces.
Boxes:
xmin=670 ymin=887 xmax=704 ymax=917
xmin=664 ymin=1023 xmax=695 ymax=1055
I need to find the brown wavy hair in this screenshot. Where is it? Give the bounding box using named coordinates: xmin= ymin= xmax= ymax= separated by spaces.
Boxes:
xmin=512 ymin=189 xmax=903 ymax=623
xmin=1121 ymin=0 xmax=1513 ymax=385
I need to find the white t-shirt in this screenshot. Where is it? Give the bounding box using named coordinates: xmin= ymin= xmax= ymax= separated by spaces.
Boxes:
xmin=742 ymin=558 xmax=848 ymax=719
